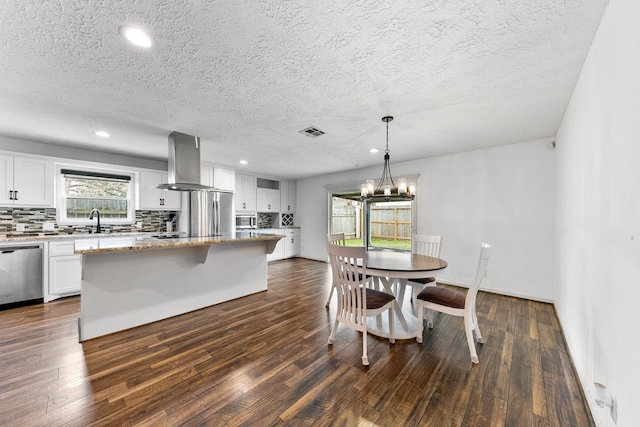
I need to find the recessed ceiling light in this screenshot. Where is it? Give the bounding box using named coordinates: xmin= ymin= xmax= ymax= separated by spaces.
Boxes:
xmin=119 ymin=26 xmax=152 ymax=48
xmin=95 ymin=131 xmax=110 ymax=138
xmin=369 ymin=148 xmax=379 ymax=153
xmin=239 ymin=160 xmax=248 ymax=165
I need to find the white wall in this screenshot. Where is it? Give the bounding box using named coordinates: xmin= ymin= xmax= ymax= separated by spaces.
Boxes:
xmin=555 ymin=0 xmax=640 ymax=425
xmin=297 ymin=138 xmax=556 ymax=302
xmin=0 ymin=134 xmax=167 ymax=170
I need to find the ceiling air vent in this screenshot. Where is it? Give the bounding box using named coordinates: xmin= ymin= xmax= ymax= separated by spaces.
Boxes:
xmin=299 ymin=126 xmax=325 ymax=138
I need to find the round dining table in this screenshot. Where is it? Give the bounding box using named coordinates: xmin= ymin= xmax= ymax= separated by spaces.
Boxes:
xmin=363 ymin=250 xmax=448 ymax=340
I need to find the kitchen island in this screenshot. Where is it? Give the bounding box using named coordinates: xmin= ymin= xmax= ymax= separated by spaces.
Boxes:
xmin=75 ymin=232 xmax=282 ymax=341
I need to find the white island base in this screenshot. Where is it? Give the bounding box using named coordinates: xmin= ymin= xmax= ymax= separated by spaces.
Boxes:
xmin=79 ymin=239 xmax=275 ymax=341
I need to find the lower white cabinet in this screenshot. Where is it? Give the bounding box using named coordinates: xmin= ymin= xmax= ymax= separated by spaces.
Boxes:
xmin=283 ymin=228 xmax=300 ymax=258
xmin=257 ymin=228 xmax=300 ymax=261
xmin=48 ymin=240 xmax=81 ymax=298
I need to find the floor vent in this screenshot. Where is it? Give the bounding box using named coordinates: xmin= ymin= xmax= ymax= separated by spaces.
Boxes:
xmin=299 ymin=126 xmax=325 ymax=137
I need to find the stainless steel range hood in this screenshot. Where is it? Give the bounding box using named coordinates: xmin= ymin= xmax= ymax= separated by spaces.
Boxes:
xmin=157 ymin=131 xmax=216 ymax=191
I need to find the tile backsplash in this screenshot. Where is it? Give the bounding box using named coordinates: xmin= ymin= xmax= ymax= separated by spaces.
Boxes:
xmin=0 ymin=207 xmax=177 ymax=237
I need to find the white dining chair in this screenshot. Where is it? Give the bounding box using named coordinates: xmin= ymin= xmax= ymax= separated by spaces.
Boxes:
xmin=397 ymin=234 xmax=442 ymax=303
xmin=327 ymin=243 xmax=395 ymax=366
xmin=415 ymin=242 xmax=492 ymax=364
xmin=325 ymin=233 xmax=346 ymax=307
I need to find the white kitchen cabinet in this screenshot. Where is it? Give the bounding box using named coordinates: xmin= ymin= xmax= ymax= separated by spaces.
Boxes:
xmin=257 ymin=188 xmax=280 ymax=213
xmin=139 ymin=171 xmax=181 ymax=210
xmin=200 ymin=165 xmax=235 ymax=191
xmin=280 ymin=181 xmax=296 ymax=213
xmin=200 ymin=165 xmax=213 ymax=187
xmin=283 ymin=228 xmax=300 ymax=258
xmin=48 ymin=240 xmax=81 ymax=297
xmin=213 ymin=167 xmax=235 ymax=191
xmin=255 ymin=228 xmax=298 ymax=261
xmin=235 ymin=174 xmax=257 ymax=212
xmin=0 ymin=154 xmax=53 ymax=206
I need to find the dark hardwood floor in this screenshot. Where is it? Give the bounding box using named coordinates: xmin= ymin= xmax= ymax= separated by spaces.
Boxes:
xmin=0 ymin=258 xmax=593 ymax=426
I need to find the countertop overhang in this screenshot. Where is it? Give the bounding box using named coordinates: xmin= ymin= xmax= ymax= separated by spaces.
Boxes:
xmin=74 ymin=232 xmax=283 ymax=254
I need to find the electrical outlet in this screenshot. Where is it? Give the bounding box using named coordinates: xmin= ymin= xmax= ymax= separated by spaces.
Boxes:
xmin=43 ymin=222 xmax=55 ymax=231
xmin=16 ymin=223 xmax=26 ymax=232
xmin=136 ymin=221 xmax=143 ymax=229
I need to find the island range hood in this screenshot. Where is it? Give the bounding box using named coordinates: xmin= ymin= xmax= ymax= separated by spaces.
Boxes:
xmin=157 ymin=131 xmax=234 ymax=237
xmin=157 ymin=131 xmax=216 ymax=191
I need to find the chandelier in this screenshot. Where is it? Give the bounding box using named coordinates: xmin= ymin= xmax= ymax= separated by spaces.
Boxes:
xmin=361 ymin=116 xmax=415 ymax=201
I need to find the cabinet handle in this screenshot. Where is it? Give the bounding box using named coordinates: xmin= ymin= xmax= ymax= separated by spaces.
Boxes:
xmin=288 ymin=205 xmax=290 ymax=211
xmin=268 ymin=204 xmax=271 ymax=210
xmin=243 ymin=202 xmax=246 ymax=209
xmin=9 ymin=190 xmax=14 ymax=200
xmin=160 ymin=198 xmax=164 ymax=206
xmin=14 ymin=190 xmax=18 ymax=200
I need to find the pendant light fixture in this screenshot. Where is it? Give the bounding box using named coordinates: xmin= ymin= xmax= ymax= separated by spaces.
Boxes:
xmin=361 ymin=116 xmax=415 ymax=201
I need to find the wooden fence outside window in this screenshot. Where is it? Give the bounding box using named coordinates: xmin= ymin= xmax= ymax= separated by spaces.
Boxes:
xmin=331 ymin=205 xmax=410 ymax=241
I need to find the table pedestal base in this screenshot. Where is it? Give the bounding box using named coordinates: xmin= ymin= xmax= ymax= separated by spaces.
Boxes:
xmin=365 ymin=309 xmax=419 ymax=340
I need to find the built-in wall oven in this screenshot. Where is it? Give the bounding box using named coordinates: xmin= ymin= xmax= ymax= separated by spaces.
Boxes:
xmin=235 ymin=214 xmax=257 ymax=230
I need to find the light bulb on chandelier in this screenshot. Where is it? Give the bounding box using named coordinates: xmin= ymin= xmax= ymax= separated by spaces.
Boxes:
xmin=361 ymin=116 xmax=415 ymax=201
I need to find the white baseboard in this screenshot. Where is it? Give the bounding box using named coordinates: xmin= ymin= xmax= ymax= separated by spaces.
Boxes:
xmin=436 ymin=279 xmax=554 ymax=304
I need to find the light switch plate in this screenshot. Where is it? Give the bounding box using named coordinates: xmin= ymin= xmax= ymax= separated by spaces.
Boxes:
xmin=136 ymin=221 xmax=143 ymax=229
xmin=43 ymin=222 xmax=55 ymax=231
xmin=16 ymin=223 xmax=26 ymax=232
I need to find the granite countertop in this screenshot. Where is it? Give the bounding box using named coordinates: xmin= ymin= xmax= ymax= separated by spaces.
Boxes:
xmin=0 ymin=231 xmax=184 ymax=243
xmin=74 ymin=231 xmax=283 ymax=254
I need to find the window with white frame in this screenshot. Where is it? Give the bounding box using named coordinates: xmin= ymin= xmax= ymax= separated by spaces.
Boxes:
xmin=57 ymin=168 xmax=134 ymax=225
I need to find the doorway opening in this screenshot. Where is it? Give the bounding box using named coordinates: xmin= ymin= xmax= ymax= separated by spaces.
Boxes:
xmin=330 ymin=191 xmax=412 ymax=252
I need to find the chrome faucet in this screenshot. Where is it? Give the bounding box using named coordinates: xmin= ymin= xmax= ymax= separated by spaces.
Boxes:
xmin=89 ymin=209 xmax=101 ymax=234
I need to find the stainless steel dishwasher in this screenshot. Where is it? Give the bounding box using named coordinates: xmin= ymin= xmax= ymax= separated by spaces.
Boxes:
xmin=0 ymin=244 xmax=43 ymax=308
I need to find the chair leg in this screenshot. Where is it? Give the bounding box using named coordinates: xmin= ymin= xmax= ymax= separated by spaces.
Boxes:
xmin=464 ymin=315 xmax=479 ymax=364
xmin=472 ymin=311 xmax=484 ymax=343
xmin=373 ymin=277 xmax=383 ymax=326
xmin=410 ymin=286 xmax=419 ymax=303
xmin=362 ymin=331 xmax=369 ymax=366
xmin=327 ymin=319 xmax=339 ymax=344
xmin=325 ymin=284 xmax=335 ymax=308
xmin=427 ymin=309 xmax=434 ymax=329
xmin=416 ymin=302 xmax=424 ymax=343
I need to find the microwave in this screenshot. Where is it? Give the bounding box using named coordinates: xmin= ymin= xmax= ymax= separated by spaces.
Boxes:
xmin=235 ymin=214 xmax=257 ymax=229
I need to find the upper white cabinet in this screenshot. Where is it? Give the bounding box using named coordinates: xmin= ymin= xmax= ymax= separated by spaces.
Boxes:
xmin=201 ymin=164 xmax=235 ymax=192
xmin=280 ymin=181 xmax=296 ymax=213
xmin=0 ymin=154 xmax=53 ymax=206
xmin=235 ymin=174 xmax=257 ymax=212
xmin=139 ymin=171 xmax=181 ymax=210
xmin=200 ymin=165 xmax=212 ymax=187
xmin=213 ymin=167 xmax=235 ymax=192
xmin=257 ymin=188 xmax=280 ymax=212
xmin=256 ymin=178 xmax=280 ymax=213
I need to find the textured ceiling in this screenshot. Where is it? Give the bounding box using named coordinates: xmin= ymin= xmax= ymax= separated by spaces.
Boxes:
xmin=0 ymin=0 xmax=608 ymax=179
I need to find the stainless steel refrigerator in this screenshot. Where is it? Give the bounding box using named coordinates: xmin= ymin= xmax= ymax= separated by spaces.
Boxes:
xmin=188 ymin=190 xmax=234 ymax=236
